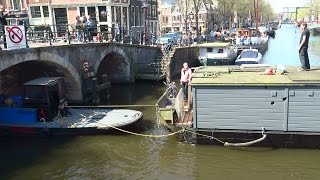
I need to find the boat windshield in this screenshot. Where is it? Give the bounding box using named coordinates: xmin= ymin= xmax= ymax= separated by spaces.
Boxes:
xmin=240 ymin=50 xmax=258 ymax=58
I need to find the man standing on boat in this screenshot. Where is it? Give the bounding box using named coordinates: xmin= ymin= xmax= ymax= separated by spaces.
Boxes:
xmin=297 ymin=22 xmax=310 ymax=71
xmin=180 ymin=63 xmax=192 ymax=102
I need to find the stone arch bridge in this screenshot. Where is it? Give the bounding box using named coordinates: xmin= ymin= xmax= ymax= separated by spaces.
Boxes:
xmin=0 ymin=43 xmax=160 ymax=101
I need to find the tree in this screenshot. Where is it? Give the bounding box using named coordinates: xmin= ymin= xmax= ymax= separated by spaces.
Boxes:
xmin=309 ymin=0 xmax=320 ymax=22
xmin=192 ymin=0 xmax=203 ymax=42
xmin=176 ymin=0 xmax=192 ymax=34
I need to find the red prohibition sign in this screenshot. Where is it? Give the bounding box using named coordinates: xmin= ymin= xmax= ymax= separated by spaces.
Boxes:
xmin=6 ymin=26 xmax=24 ymax=44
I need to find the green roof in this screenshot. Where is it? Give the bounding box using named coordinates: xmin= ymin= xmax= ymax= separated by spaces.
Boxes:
xmin=191 ymin=66 xmax=320 ymax=86
xmin=199 ymin=42 xmax=231 ymax=48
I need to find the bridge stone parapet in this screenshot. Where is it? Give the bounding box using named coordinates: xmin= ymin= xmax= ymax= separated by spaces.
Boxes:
xmin=0 ymin=43 xmax=160 ymax=101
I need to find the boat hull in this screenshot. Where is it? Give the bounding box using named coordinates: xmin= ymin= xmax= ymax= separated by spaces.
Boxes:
xmin=0 ymin=108 xmax=143 ymax=137
xmin=204 ymin=58 xmax=237 ymax=66
xmin=186 ymin=129 xmax=320 ymax=149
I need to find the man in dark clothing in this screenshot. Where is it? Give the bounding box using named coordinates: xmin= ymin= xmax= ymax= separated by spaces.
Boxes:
xmin=0 ymin=7 xmax=12 ymax=49
xmin=297 ymin=22 xmax=310 ymax=71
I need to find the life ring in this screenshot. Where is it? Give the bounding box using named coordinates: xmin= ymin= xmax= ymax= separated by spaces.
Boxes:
xmin=40 ymin=118 xmax=46 ymax=122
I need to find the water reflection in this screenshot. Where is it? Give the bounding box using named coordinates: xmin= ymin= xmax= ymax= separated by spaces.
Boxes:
xmin=264 ymin=24 xmax=320 ymax=67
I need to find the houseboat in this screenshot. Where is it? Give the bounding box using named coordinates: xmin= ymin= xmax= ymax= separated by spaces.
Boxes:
xmin=198 ymin=42 xmax=238 ymax=66
xmin=158 ymin=66 xmax=320 ymax=148
xmin=0 ymin=77 xmax=143 ymax=137
xmin=235 ymin=48 xmax=263 ymax=65
xmin=235 ymin=28 xmax=269 ymax=54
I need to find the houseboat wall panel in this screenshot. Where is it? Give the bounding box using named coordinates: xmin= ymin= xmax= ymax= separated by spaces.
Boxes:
xmin=288 ymin=88 xmax=320 ymax=132
xmin=195 ymin=86 xmax=286 ymax=131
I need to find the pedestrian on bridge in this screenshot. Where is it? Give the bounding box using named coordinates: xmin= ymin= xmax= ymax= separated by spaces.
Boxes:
xmin=0 ymin=5 xmax=12 ymax=49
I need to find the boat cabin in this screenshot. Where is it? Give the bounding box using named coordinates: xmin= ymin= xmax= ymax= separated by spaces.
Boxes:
xmin=198 ymin=42 xmax=237 ymax=66
xmin=23 ymin=77 xmax=66 ymax=121
xmin=191 ymin=66 xmax=320 ymax=135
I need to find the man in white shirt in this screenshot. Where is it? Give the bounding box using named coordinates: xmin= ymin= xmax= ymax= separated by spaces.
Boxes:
xmin=180 ymin=62 xmax=192 ymax=101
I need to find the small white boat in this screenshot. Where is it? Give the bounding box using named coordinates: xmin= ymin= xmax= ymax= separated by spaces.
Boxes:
xmin=198 ymin=42 xmax=238 ymax=65
xmin=235 ymin=49 xmax=263 ymax=65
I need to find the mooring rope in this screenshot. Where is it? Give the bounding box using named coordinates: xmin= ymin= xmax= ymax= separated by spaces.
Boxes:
xmin=70 ymin=105 xmax=156 ymax=108
xmin=223 ymin=134 xmax=267 ymax=147
xmin=70 ymin=107 xmax=183 ymax=138
xmin=184 ymin=129 xmax=267 ymax=147
xmin=96 ymin=122 xmax=185 ymax=138
xmin=184 ymin=129 xmax=226 ymax=145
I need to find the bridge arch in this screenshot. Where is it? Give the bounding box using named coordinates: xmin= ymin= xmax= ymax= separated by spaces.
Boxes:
xmin=0 ymin=52 xmax=82 ymax=101
xmin=94 ymin=47 xmax=132 ymax=83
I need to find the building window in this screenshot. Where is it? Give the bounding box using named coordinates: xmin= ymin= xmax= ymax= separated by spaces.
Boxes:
xmin=152 ymin=5 xmax=156 ymax=17
xmin=111 ymin=6 xmax=115 ymax=22
xmin=12 ymin=0 xmax=22 ymax=11
xmin=148 ymin=5 xmax=151 ymax=18
xmin=135 ymin=6 xmax=139 ymax=26
xmin=122 ymin=7 xmax=127 ymax=29
xmin=130 ymin=6 xmax=135 ymax=26
xmin=30 ymin=6 xmax=41 ymax=18
xmin=80 ymin=7 xmax=85 ymax=17
xmin=116 ymin=6 xmax=121 ymax=26
xmin=87 ymin=6 xmax=96 ymax=22
xmin=98 ymin=6 xmax=107 ymax=22
xmin=42 ymin=6 xmax=49 ymax=17
xmin=207 ymin=48 xmax=213 ymax=52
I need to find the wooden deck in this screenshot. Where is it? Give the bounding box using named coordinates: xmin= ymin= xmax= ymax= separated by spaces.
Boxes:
xmin=175 ymin=110 xmax=193 ymax=127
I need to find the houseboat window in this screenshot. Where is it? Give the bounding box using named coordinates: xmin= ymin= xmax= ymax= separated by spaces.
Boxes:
xmin=207 ymin=48 xmax=213 ymax=52
xmin=25 ymin=87 xmax=45 ymax=100
xmin=218 ymin=49 xmax=224 ymax=53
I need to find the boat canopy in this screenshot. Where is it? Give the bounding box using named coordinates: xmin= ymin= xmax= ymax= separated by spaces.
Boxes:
xmin=24 ymin=77 xmax=62 ymax=86
xmin=239 ymin=50 xmax=258 ymax=58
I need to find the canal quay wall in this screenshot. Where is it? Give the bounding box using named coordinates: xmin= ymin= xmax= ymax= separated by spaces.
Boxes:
xmin=0 ymin=43 xmax=159 ymax=101
xmin=166 ymin=46 xmax=199 ymax=82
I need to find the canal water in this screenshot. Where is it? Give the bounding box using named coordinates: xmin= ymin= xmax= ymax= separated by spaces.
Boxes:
xmin=2 ymin=25 xmax=320 ymax=179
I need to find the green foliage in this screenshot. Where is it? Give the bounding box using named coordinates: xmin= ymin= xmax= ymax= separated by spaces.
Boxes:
xmin=33 ymin=25 xmax=51 ymax=31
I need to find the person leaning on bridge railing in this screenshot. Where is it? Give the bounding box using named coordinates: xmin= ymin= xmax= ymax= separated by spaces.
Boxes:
xmin=86 ymin=15 xmax=95 ymax=43
xmin=75 ymin=15 xmax=83 ymax=42
xmin=0 ymin=5 xmax=13 ymax=49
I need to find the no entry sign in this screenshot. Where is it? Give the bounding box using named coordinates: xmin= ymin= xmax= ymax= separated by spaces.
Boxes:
xmin=5 ymin=25 xmax=27 ymax=49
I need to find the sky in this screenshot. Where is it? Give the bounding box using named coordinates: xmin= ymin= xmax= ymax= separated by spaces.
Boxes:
xmin=268 ymin=0 xmax=310 ymax=12
xmin=162 ymin=0 xmax=311 ymax=13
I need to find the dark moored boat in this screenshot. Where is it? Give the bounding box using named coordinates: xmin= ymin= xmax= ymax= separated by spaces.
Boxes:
xmin=0 ymin=77 xmax=143 ymax=137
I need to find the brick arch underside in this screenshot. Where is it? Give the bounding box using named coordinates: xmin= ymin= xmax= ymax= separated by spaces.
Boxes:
xmin=94 ymin=47 xmax=131 ymax=83
xmin=0 ymin=59 xmax=82 ymax=101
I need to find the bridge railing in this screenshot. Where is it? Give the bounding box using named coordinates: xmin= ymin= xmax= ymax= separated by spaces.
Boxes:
xmin=0 ymin=24 xmax=158 ymax=48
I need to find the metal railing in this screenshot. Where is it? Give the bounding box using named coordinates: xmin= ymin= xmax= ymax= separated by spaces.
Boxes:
xmin=0 ymin=24 xmax=159 ymax=48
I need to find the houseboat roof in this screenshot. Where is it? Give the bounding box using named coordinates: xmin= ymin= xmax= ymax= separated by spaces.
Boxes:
xmin=199 ymin=42 xmax=231 ymax=48
xmin=24 ymin=77 xmax=62 ymax=86
xmin=191 ymin=66 xmax=320 ymax=86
